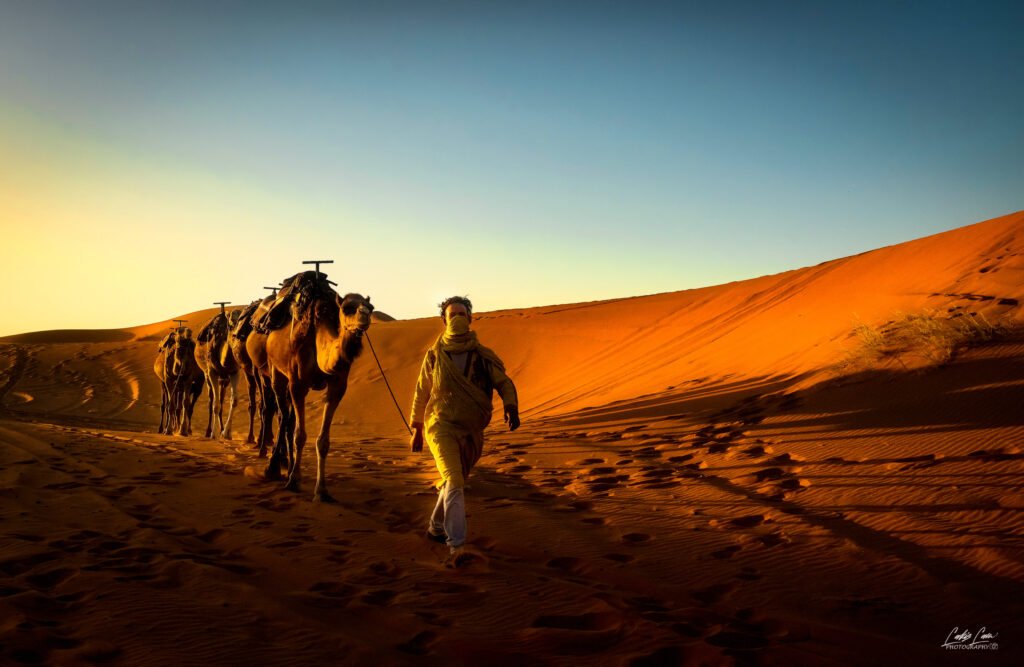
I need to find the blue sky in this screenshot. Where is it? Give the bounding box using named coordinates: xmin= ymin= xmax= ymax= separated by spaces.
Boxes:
xmin=1 ymin=1 xmax=1021 ymax=334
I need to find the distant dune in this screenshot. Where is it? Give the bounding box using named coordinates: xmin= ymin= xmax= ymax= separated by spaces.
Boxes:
xmin=0 ymin=329 xmax=136 ymax=344
xmin=1 ymin=210 xmax=1021 ymax=665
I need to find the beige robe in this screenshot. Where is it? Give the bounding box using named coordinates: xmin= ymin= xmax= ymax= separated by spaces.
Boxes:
xmin=410 ymin=337 xmax=518 ymax=488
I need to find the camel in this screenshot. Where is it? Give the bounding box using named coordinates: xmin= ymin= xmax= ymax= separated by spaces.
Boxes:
xmin=248 ymin=297 xmax=290 ymax=465
xmin=229 ymin=300 xmax=264 ymax=446
xmin=170 ymin=329 xmax=205 ymax=436
xmin=153 ymin=330 xmax=178 ymax=434
xmin=195 ymin=311 xmax=241 ymax=439
xmin=263 ymin=275 xmax=373 ymax=502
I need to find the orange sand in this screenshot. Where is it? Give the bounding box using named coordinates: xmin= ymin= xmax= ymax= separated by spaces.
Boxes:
xmin=1 ymin=211 xmax=1022 ymax=664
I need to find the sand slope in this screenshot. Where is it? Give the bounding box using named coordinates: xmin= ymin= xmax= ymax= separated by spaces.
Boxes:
xmin=1 ymin=211 xmax=1022 ymax=665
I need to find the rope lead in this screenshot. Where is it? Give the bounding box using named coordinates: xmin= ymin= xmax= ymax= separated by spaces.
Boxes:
xmin=365 ymin=332 xmax=413 ymax=436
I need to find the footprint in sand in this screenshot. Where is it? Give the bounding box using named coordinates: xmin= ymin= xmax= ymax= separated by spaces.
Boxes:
xmin=42 ymin=481 xmax=87 ymax=491
xmin=729 ymin=514 xmax=767 ymax=529
xmin=759 ymin=531 xmax=791 ymax=548
xmin=413 ymin=611 xmax=453 ymax=628
xmin=711 ymin=545 xmax=742 ymax=560
xmin=737 ymin=566 xmax=762 ymax=581
xmin=748 ymin=467 xmax=786 ymax=482
xmin=568 ymin=500 xmax=594 ymax=511
xmin=546 ymin=556 xmax=586 ymax=574
xmin=603 ymin=553 xmax=635 ymax=563
xmin=691 ymin=581 xmax=735 ymax=606
xmin=304 ymin=581 xmax=358 ymax=608
xmin=361 ymin=589 xmax=398 ymax=606
xmin=705 ymin=630 xmax=771 ymax=650
xmin=531 ymin=611 xmax=621 ymax=632
xmin=326 ymin=550 xmax=350 ymax=565
xmin=396 ymin=630 xmax=438 ymax=656
xmin=412 ymin=581 xmax=477 ymax=595
xmin=25 ymin=566 xmax=78 ymax=590
xmin=629 ymin=646 xmax=696 ymax=665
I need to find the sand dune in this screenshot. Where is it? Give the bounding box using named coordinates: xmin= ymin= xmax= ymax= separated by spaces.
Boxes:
xmin=1 ymin=211 xmax=1022 ymax=664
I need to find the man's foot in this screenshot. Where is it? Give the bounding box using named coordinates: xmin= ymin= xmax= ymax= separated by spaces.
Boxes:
xmin=426 ymin=528 xmax=447 ymax=544
xmin=444 ymin=545 xmax=480 ymax=569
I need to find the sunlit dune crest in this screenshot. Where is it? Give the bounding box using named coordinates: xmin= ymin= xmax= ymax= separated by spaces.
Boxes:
xmin=0 ymin=211 xmax=1022 ymax=664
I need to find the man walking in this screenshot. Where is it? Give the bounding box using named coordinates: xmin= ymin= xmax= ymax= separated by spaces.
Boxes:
xmin=409 ymin=296 xmax=520 ymax=563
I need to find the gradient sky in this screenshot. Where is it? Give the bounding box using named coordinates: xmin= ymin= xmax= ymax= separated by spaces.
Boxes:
xmin=1 ymin=1 xmax=1021 ymax=336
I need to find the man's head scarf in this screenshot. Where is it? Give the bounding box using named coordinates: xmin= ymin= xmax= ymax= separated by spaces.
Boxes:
xmin=441 ymin=314 xmax=477 ymax=353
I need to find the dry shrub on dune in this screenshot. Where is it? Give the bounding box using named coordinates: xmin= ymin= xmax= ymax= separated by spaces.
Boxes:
xmin=834 ymin=309 xmax=1007 ymax=374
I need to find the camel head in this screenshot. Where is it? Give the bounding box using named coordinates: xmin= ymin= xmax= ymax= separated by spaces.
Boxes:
xmin=337 ymin=293 xmax=374 ymax=338
xmin=159 ymin=330 xmax=178 ymax=351
xmin=172 ymin=330 xmax=195 ymax=376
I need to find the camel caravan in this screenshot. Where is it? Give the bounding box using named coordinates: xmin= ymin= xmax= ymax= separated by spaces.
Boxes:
xmin=153 ymin=265 xmax=375 ymax=501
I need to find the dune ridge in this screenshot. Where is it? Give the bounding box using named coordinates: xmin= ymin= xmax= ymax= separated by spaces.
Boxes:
xmin=1 ymin=210 xmax=1022 ymax=664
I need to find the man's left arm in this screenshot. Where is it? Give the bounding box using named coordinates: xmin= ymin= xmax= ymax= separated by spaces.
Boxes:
xmin=487 ymin=356 xmax=520 ymax=431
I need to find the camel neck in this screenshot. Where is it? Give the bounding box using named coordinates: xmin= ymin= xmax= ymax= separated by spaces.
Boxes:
xmin=317 ymin=325 xmax=365 ymax=374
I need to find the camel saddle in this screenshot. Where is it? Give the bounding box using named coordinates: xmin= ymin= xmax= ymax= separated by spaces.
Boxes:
xmin=230 ymin=299 xmax=262 ymax=342
xmin=196 ymin=313 xmax=228 ymax=344
xmin=253 ymin=271 xmax=337 ymax=336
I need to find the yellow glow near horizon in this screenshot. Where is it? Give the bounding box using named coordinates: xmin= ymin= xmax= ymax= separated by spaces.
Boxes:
xmin=0 ymin=110 xmax=673 ymax=336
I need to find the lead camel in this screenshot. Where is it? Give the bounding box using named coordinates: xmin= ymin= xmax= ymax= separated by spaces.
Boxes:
xmin=264 ymin=277 xmax=373 ymax=502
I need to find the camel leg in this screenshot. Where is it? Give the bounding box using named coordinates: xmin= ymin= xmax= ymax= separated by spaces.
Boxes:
xmin=204 ymin=374 xmax=215 ymax=438
xmin=169 ymin=381 xmax=180 ymax=435
xmin=168 ymin=383 xmax=177 ymax=433
xmin=166 ymin=381 xmax=177 ymax=434
xmin=244 ymin=370 xmax=257 ymax=445
xmin=273 ymin=401 xmax=295 ymax=477
xmin=312 ymin=382 xmax=343 ymax=503
xmin=159 ymin=383 xmax=168 ymax=434
xmin=257 ymin=371 xmax=268 ymax=449
xmin=221 ymin=375 xmax=238 ymax=440
xmin=172 ymin=381 xmax=183 ymax=433
xmin=214 ymin=377 xmax=227 ymax=438
xmin=270 ymin=372 xmax=296 ymax=477
xmin=264 ymin=371 xmax=290 ymax=480
xmin=284 ymin=383 xmax=309 ymax=494
xmin=186 ymin=378 xmax=203 ymax=435
xmin=279 ymin=377 xmax=296 ymax=476
xmin=284 ymin=402 xmax=295 ymax=474
xmin=257 ymin=374 xmax=276 ymax=459
xmin=167 ymin=383 xmax=178 ymax=434
xmin=175 ymin=380 xmax=188 ymax=436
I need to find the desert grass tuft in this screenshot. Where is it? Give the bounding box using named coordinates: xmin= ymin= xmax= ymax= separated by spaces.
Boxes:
xmin=833 ymin=309 xmax=1007 ymax=375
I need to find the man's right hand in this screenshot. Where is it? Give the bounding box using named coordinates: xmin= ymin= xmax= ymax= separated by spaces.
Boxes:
xmin=410 ymin=423 xmax=424 ymax=452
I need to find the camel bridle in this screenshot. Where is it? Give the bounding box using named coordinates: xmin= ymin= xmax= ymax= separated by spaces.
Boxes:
xmin=343 ymin=303 xmax=373 ymax=337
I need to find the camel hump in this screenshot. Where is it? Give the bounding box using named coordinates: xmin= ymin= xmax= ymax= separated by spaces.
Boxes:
xmin=197 ymin=313 xmax=228 ymax=344
xmin=231 ymin=299 xmax=262 ymax=341
xmin=254 ymin=271 xmax=337 ymax=335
